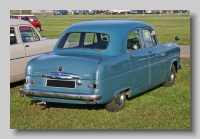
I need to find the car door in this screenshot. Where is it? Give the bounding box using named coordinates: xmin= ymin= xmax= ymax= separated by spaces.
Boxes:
xmin=127 ymin=30 xmax=150 ymax=90
xmin=19 ymin=26 xmax=48 ymax=64
xmin=10 ymin=26 xmax=26 ymax=82
xmin=141 ymin=29 xmax=166 ymax=83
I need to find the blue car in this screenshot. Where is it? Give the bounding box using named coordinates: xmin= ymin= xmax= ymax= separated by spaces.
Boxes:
xmin=20 ymin=20 xmax=181 ymax=112
xmin=53 ymin=10 xmax=68 ymax=15
xmin=173 ymin=10 xmax=187 ymax=13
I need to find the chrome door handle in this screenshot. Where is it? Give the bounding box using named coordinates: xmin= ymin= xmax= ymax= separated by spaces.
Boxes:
xmin=25 ymin=45 xmax=30 ymax=47
xmin=130 ymin=55 xmax=134 ymax=58
xmin=148 ymin=50 xmax=152 ymax=53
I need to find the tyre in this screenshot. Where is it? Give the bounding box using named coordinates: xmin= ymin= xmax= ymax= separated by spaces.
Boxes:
xmin=105 ymin=91 xmax=126 ymax=112
xmin=163 ymin=64 xmax=176 ymax=87
xmin=36 ymin=26 xmax=41 ymax=32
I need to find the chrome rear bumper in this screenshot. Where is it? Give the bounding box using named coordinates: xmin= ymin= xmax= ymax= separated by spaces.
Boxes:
xmin=19 ymin=88 xmax=102 ymax=101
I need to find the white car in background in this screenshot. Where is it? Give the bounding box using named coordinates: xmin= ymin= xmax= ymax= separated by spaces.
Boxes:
xmin=145 ymin=10 xmax=152 ymax=14
xmin=109 ymin=10 xmax=130 ymax=14
xmin=10 ymin=19 xmax=58 ymax=83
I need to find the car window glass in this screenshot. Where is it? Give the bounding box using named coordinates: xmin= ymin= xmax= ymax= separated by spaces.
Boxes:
xmin=29 ymin=16 xmax=36 ymax=21
xmin=58 ymin=32 xmax=109 ymax=51
xmin=127 ymin=30 xmax=141 ymax=52
xmin=19 ymin=26 xmax=40 ymax=43
xmin=64 ymin=33 xmax=81 ymax=48
xmin=10 ymin=27 xmax=17 ymax=45
xmin=10 ymin=16 xmax=18 ymax=19
xmin=142 ymin=29 xmax=156 ymax=48
xmin=21 ymin=16 xmax=29 ymax=21
xmin=84 ymin=33 xmax=97 ymax=45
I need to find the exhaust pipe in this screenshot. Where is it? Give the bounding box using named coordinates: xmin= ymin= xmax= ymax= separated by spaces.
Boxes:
xmin=20 ymin=94 xmax=24 ymax=98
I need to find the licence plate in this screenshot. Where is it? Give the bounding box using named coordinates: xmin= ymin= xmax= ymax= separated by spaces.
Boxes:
xmin=45 ymin=79 xmax=76 ymax=89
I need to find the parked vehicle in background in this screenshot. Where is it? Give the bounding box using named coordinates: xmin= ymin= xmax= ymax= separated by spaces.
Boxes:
xmin=96 ymin=10 xmax=105 ymax=14
xmin=128 ymin=10 xmax=137 ymax=14
xmin=107 ymin=10 xmax=130 ymax=14
xmin=53 ymin=10 xmax=68 ymax=15
xmin=145 ymin=10 xmax=152 ymax=14
xmin=10 ymin=14 xmax=42 ymax=31
xmin=10 ymin=19 xmax=58 ymax=83
xmin=151 ymin=10 xmax=166 ymax=14
xmin=104 ymin=10 xmax=110 ymax=14
xmin=88 ymin=10 xmax=104 ymax=14
xmin=73 ymin=10 xmax=89 ymax=14
xmin=136 ymin=10 xmax=144 ymax=14
xmin=89 ymin=10 xmax=96 ymax=14
xmin=20 ymin=20 xmax=181 ymax=112
xmin=173 ymin=10 xmax=187 ymax=13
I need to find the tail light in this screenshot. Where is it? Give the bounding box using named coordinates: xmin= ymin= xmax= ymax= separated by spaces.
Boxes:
xmin=31 ymin=80 xmax=35 ymax=84
xmin=23 ymin=78 xmax=28 ymax=84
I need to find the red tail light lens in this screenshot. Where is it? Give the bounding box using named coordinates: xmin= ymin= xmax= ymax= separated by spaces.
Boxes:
xmin=59 ymin=66 xmax=63 ymax=71
xmin=87 ymin=84 xmax=91 ymax=88
xmin=31 ymin=80 xmax=35 ymax=84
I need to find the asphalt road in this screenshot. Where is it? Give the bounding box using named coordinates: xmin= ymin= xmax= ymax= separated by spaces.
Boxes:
xmin=180 ymin=45 xmax=190 ymax=58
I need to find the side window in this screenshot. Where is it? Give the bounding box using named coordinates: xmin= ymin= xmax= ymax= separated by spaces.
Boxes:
xmin=142 ymin=29 xmax=157 ymax=48
xmin=29 ymin=16 xmax=36 ymax=21
xmin=19 ymin=26 xmax=40 ymax=43
xmin=10 ymin=27 xmax=17 ymax=45
xmin=127 ymin=30 xmax=141 ymax=52
xmin=84 ymin=33 xmax=98 ymax=45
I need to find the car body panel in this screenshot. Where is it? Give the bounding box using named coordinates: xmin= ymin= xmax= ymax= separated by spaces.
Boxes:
xmin=20 ymin=20 xmax=181 ymax=107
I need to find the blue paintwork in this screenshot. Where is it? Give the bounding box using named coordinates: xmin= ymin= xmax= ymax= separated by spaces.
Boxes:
xmin=21 ymin=20 xmax=181 ymax=105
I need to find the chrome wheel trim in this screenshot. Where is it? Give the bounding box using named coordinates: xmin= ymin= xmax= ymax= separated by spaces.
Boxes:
xmin=169 ymin=67 xmax=175 ymax=84
xmin=115 ymin=92 xmax=125 ymax=106
xmin=36 ymin=27 xmax=40 ymax=31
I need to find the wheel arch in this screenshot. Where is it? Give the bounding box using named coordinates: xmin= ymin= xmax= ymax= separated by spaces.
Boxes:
xmin=113 ymin=87 xmax=130 ymax=99
xmin=170 ymin=59 xmax=178 ymax=73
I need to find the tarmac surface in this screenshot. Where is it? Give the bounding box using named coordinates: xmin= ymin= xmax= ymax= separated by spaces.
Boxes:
xmin=180 ymin=45 xmax=190 ymax=58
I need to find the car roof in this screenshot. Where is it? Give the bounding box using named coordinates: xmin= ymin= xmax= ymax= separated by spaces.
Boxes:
xmin=65 ymin=20 xmax=151 ymax=34
xmin=10 ymin=19 xmax=31 ymax=26
xmin=11 ymin=14 xmax=35 ymax=17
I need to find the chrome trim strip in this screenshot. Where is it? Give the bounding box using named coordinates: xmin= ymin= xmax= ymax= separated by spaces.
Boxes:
xmin=10 ymin=52 xmax=47 ymax=61
xmin=20 ymin=88 xmax=102 ymax=100
xmin=42 ymin=72 xmax=81 ymax=80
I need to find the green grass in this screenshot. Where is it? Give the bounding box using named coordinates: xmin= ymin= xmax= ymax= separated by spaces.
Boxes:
xmin=36 ymin=13 xmax=190 ymax=45
xmin=10 ymin=14 xmax=190 ymax=129
xmin=10 ymin=59 xmax=190 ymax=129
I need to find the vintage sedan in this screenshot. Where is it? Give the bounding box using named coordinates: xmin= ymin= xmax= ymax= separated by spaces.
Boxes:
xmin=20 ymin=20 xmax=181 ymax=112
xmin=10 ymin=19 xmax=58 ymax=83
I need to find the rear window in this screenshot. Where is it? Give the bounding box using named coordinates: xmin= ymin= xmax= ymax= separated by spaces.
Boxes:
xmin=57 ymin=32 xmax=109 ymax=51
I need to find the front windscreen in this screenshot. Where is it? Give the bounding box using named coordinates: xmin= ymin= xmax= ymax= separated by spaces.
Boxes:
xmin=57 ymin=32 xmax=109 ymax=51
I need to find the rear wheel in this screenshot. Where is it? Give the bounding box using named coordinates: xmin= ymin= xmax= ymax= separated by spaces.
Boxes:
xmin=36 ymin=26 xmax=41 ymax=32
xmin=163 ymin=64 xmax=176 ymax=87
xmin=105 ymin=91 xmax=126 ymax=112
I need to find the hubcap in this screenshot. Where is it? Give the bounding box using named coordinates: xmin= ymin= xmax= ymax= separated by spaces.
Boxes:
xmin=36 ymin=27 xmax=40 ymax=31
xmin=169 ymin=68 xmax=175 ymax=84
xmin=115 ymin=92 xmax=125 ymax=106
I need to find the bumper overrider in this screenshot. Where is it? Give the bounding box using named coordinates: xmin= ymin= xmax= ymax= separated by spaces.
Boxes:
xmin=19 ymin=88 xmax=102 ymax=101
